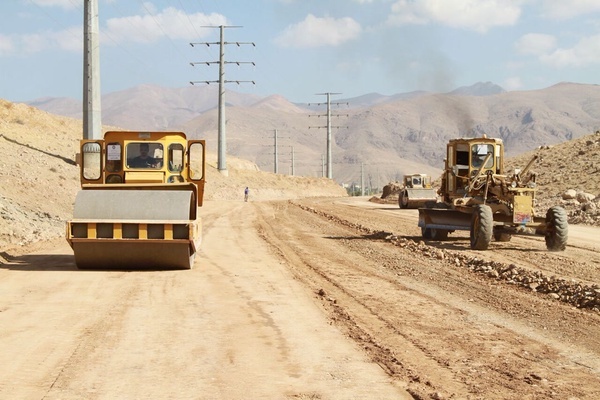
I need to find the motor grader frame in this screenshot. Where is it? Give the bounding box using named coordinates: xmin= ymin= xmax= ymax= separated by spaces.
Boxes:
xmin=66 ymin=131 xmax=206 ymax=269
xmin=418 ymin=136 xmax=568 ymax=251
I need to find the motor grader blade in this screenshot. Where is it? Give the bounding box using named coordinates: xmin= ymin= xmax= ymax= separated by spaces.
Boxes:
xmin=418 ymin=208 xmax=472 ymax=232
xmin=67 ymin=190 xmax=200 ymax=270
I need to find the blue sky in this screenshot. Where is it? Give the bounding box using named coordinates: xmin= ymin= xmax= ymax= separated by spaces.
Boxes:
xmin=1 ymin=0 xmax=600 ymax=103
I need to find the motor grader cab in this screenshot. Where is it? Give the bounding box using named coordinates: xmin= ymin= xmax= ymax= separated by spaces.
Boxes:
xmin=66 ymin=131 xmax=206 ymax=269
xmin=418 ymin=135 xmax=568 ymax=251
xmin=398 ymin=173 xmax=438 ymax=209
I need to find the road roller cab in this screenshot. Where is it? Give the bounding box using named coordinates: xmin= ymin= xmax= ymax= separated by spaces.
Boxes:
xmin=66 ymin=131 xmax=206 ymax=270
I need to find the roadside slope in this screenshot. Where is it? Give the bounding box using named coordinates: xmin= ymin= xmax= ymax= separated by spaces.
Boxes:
xmin=0 ymin=99 xmax=346 ymax=251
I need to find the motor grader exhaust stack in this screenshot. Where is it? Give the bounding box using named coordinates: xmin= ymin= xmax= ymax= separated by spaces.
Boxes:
xmin=66 ymin=131 xmax=206 ymax=269
xmin=418 ymin=136 xmax=568 ymax=251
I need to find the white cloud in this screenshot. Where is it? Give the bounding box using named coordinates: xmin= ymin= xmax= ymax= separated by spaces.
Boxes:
xmin=0 ymin=26 xmax=81 ymax=55
xmin=52 ymin=27 xmax=84 ymax=51
xmin=503 ymin=76 xmax=523 ymax=90
xmin=540 ymin=34 xmax=600 ymax=67
xmin=539 ymin=0 xmax=600 ymax=20
xmin=274 ymin=14 xmax=362 ymax=48
xmin=387 ymin=0 xmax=521 ymax=33
xmin=1 ymin=6 xmax=221 ymax=56
xmin=0 ymin=35 xmax=14 ymax=55
xmin=28 ymin=0 xmax=81 ymax=9
xmin=515 ymin=33 xmax=556 ymax=56
xmin=104 ymin=7 xmax=227 ymax=43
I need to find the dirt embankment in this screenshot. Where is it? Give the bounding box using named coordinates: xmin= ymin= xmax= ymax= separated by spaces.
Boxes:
xmin=0 ymin=99 xmax=346 ymax=251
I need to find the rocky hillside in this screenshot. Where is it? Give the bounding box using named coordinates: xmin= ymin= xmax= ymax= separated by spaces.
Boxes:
xmin=29 ymin=82 xmax=600 ymax=187
xmin=506 ymin=131 xmax=600 ymax=226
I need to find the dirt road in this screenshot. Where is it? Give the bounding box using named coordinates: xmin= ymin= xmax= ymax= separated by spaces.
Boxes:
xmin=1 ymin=197 xmax=599 ymax=399
xmin=0 ymin=200 xmax=409 ymax=400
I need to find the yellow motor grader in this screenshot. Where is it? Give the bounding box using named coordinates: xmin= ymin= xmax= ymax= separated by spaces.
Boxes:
xmin=418 ymin=135 xmax=568 ymax=251
xmin=66 ymin=131 xmax=206 ymax=269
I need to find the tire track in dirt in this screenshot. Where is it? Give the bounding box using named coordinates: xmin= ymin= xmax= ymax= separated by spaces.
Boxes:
xmin=254 ymin=199 xmax=600 ymax=399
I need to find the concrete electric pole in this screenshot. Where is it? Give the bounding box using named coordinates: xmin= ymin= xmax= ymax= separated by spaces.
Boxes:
xmin=361 ymin=162 xmax=365 ymax=196
xmin=309 ymin=93 xmax=348 ymax=180
xmin=274 ymin=129 xmax=279 ymax=174
xmin=190 ymin=26 xmax=255 ymax=176
xmin=83 ymin=0 xmax=102 ymax=140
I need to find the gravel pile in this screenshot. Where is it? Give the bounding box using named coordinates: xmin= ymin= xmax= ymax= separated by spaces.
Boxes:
xmin=390 ymin=236 xmax=600 ymax=312
xmin=295 ymin=202 xmax=600 ymax=313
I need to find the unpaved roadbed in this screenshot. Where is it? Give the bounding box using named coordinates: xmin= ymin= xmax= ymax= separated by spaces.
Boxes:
xmin=1 ymin=197 xmax=599 ymax=399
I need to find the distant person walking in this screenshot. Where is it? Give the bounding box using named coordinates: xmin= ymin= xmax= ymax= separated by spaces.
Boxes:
xmin=244 ymin=187 xmax=249 ymax=202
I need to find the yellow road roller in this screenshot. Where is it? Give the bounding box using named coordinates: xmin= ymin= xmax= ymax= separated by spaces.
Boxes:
xmin=66 ymin=131 xmax=206 ymax=269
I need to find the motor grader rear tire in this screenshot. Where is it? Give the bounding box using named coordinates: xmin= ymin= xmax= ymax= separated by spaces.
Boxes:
xmin=470 ymin=205 xmax=493 ymax=250
xmin=493 ymin=231 xmax=512 ymax=242
xmin=545 ymin=206 xmax=568 ymax=251
xmin=399 ymin=191 xmax=409 ymax=209
xmin=421 ymin=227 xmax=449 ymax=240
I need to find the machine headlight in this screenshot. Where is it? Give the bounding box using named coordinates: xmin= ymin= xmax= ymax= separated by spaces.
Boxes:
xmin=106 ymin=174 xmax=123 ymax=183
xmin=527 ymin=181 xmax=536 ymax=189
xmin=511 ymin=181 xmax=517 ymax=188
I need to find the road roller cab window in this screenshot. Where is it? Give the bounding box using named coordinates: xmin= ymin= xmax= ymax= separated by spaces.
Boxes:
xmin=168 ymin=143 xmax=184 ymax=172
xmin=127 ymin=142 xmax=163 ymax=169
xmin=81 ymin=142 xmax=102 ymax=180
xmin=189 ymin=142 xmax=205 ymax=180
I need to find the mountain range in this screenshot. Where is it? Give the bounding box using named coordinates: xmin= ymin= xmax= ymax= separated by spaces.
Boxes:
xmin=26 ymin=81 xmax=600 ymax=186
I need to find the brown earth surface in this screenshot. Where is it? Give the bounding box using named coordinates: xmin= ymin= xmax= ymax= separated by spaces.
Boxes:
xmin=1 ymin=100 xmax=600 ymax=399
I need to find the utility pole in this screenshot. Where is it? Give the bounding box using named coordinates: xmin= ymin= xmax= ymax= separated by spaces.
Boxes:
xmin=190 ymin=26 xmax=255 ymax=176
xmin=264 ymin=129 xmax=290 ymax=174
xmin=290 ymin=146 xmax=295 ymax=176
xmin=83 ymin=0 xmax=101 ymax=140
xmin=360 ymin=162 xmax=365 ymax=196
xmin=309 ymin=93 xmax=348 ymax=180
xmin=274 ymin=129 xmax=278 ymax=174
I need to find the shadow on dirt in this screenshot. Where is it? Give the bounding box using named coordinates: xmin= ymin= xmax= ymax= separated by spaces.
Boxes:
xmin=0 ymin=252 xmax=77 ymax=271
xmin=0 ymin=134 xmax=76 ymax=166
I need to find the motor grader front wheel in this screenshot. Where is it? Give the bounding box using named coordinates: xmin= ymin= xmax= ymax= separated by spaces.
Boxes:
xmin=470 ymin=205 xmax=493 ymax=250
xmin=545 ymin=206 xmax=568 ymax=251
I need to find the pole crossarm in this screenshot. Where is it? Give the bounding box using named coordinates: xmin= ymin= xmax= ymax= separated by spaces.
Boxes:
xmin=308 ymin=114 xmax=349 ymax=118
xmin=190 ymin=80 xmax=255 ymax=85
xmin=191 ymin=42 xmax=255 ymax=47
xmin=190 ymin=61 xmax=255 ymax=66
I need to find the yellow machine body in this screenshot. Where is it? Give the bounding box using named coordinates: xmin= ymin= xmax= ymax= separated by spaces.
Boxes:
xmin=66 ymin=131 xmax=206 ymax=269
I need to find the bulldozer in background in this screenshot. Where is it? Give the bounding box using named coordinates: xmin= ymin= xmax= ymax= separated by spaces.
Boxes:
xmin=418 ymin=135 xmax=568 ymax=251
xmin=381 ymin=174 xmax=438 ymax=208
xmin=398 ymin=174 xmax=438 ymax=209
xmin=66 ymin=131 xmax=206 ymax=269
